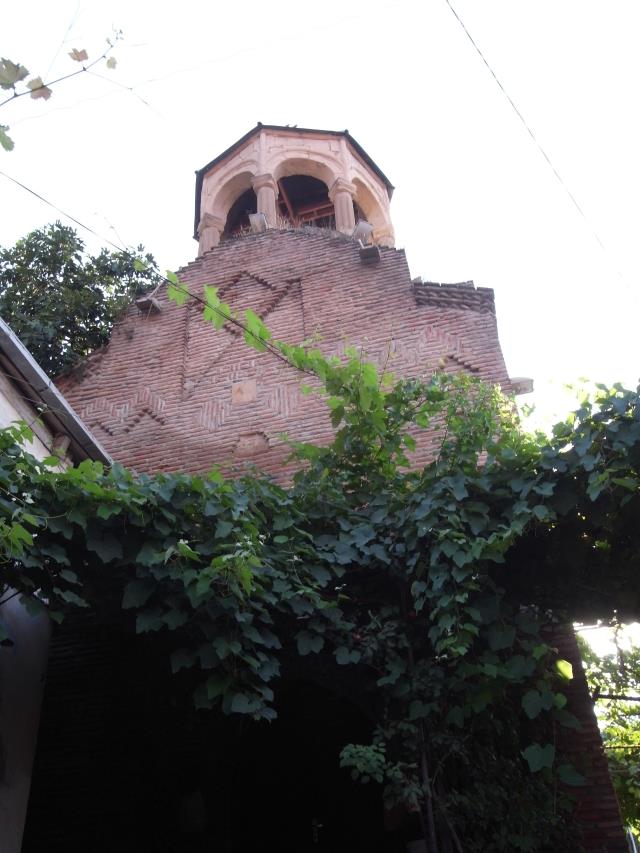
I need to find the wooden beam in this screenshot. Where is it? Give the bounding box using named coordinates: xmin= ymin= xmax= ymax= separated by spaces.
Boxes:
xmin=295 ymin=200 xmax=334 ymax=218
xmin=277 ymin=179 xmax=296 ymax=223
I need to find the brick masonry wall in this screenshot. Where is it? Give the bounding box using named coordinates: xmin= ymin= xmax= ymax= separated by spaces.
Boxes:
xmin=56 ymin=226 xmax=627 ymax=848
xmin=57 ymin=228 xmax=510 ymax=478
xmin=552 ymin=627 xmax=628 ymax=852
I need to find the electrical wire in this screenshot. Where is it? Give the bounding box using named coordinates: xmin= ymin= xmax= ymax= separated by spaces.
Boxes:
xmin=0 ymin=170 xmax=309 ymax=373
xmin=44 ymin=0 xmax=83 ymax=79
xmin=443 ymin=0 xmax=614 ymax=262
xmin=0 ymin=169 xmax=124 ymax=253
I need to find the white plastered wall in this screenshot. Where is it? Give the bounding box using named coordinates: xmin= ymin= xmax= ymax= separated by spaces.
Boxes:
xmin=0 ymin=371 xmax=56 ymax=462
xmin=0 ymin=374 xmax=57 ymax=853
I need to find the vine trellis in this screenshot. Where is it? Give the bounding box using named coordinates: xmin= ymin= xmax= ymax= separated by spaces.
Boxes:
xmin=2 ymin=282 xmax=639 ymax=851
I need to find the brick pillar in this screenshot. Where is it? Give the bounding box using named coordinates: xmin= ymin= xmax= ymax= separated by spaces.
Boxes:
xmin=252 ymin=174 xmax=278 ymax=227
xmin=197 ymin=213 xmax=225 ymax=254
xmin=329 ymin=178 xmax=356 ymax=235
xmin=551 ymin=626 xmax=628 ymax=852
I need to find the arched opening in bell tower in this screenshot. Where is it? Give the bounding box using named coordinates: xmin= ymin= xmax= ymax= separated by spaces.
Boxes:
xmin=223 ymin=187 xmax=258 ymax=238
xmin=222 ymin=176 xmax=366 ymax=240
xmin=278 ymin=175 xmax=332 ymax=228
xmin=276 ymin=174 xmax=365 ymax=230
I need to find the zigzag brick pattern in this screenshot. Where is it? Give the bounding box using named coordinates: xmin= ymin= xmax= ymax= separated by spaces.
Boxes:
xmin=57 ymin=229 xmax=510 ymax=479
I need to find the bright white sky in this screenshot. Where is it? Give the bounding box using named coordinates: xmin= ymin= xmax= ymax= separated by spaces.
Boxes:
xmin=2 ymin=0 xmax=639 ymax=426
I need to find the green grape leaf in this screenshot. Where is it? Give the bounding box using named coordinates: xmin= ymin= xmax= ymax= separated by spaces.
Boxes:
xmin=522 ymin=743 xmax=555 ymax=773
xmin=0 ymin=59 xmax=29 ymax=89
xmin=554 ymin=659 xmax=573 ymax=681
xmin=0 ymin=125 xmax=14 ymax=152
xmin=27 ymin=77 xmax=53 ymax=100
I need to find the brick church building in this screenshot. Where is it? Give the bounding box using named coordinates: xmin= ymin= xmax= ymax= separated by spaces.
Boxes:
xmin=25 ymin=125 xmax=627 ymax=851
xmin=56 ymin=124 xmax=515 ymax=482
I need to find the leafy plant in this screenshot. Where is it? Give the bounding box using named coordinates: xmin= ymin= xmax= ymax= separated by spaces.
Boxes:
xmin=580 ymin=627 xmax=640 ymax=837
xmin=0 ymin=34 xmax=120 ymax=151
xmin=0 ymin=222 xmax=162 ymax=374
xmin=2 ymin=278 xmax=640 ymax=849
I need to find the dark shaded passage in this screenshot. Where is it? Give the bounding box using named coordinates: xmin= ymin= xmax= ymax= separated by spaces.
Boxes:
xmin=24 ymin=618 xmax=405 ymax=852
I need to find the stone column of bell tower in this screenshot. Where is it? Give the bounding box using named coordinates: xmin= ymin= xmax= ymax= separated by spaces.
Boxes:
xmin=252 ymin=174 xmax=279 ymax=226
xmin=197 ymin=213 xmax=225 ymax=255
xmin=329 ymin=178 xmax=357 ymax=234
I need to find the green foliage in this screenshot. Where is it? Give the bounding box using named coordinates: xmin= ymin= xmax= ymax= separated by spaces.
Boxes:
xmin=0 ymin=59 xmax=30 ymax=90
xmin=521 ymin=742 xmax=555 ymax=772
xmin=580 ymin=628 xmax=640 ymax=837
xmin=0 ymin=222 xmax=163 ymax=374
xmin=340 ymin=743 xmax=386 ymax=784
xmin=0 ymin=125 xmax=14 ymax=152
xmin=3 ymin=282 xmax=640 ymax=848
xmin=1 ymin=36 xmax=120 ymax=150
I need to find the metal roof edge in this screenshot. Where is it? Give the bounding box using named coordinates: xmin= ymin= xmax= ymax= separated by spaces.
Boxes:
xmin=0 ymin=317 xmax=112 ymax=465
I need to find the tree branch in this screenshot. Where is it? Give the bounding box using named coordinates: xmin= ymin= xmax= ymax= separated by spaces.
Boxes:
xmin=0 ymin=44 xmax=117 ymax=111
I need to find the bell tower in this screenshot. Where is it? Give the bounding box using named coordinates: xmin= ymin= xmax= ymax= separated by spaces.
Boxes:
xmin=194 ymin=123 xmax=395 ymax=254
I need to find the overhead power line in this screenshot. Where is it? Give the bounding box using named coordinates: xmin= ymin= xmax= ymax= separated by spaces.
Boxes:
xmin=0 ymin=169 xmax=125 ymax=253
xmin=0 ymin=170 xmax=309 ymax=374
xmin=444 ymin=0 xmax=612 ymax=259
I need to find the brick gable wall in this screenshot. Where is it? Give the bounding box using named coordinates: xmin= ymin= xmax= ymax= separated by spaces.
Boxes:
xmin=57 ymin=228 xmax=510 ymax=478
